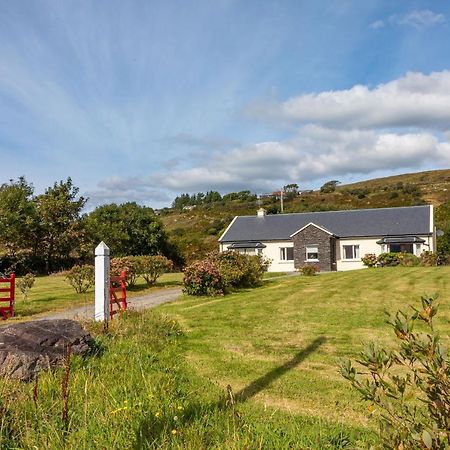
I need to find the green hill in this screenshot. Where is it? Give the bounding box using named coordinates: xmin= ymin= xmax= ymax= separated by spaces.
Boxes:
xmin=161 ymin=169 xmax=450 ymax=263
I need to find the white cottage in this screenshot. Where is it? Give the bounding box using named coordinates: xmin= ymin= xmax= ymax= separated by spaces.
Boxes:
xmin=218 ymin=205 xmax=435 ymax=272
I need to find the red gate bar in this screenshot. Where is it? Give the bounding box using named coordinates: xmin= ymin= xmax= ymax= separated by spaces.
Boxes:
xmin=109 ymin=270 xmax=127 ymax=319
xmin=0 ymin=273 xmax=15 ymax=320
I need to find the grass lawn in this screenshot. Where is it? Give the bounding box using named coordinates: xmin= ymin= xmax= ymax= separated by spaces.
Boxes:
xmin=1 ymin=267 xmax=449 ymax=448
xmin=10 ymin=272 xmax=183 ymax=319
xmin=158 ymin=266 xmax=450 ymax=444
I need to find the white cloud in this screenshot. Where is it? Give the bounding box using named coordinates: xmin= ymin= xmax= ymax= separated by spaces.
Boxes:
xmin=393 ymin=10 xmax=445 ymax=29
xmin=369 ymin=20 xmax=385 ymax=30
xmin=248 ymin=71 xmax=450 ymax=130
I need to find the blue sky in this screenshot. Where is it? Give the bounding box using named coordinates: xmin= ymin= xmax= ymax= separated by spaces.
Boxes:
xmin=1 ymin=0 xmax=450 ymax=208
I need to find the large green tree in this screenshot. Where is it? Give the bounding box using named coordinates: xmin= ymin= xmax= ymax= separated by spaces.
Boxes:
xmin=36 ymin=178 xmax=86 ymax=273
xmin=0 ymin=177 xmax=38 ymax=260
xmin=85 ymin=202 xmax=175 ymax=258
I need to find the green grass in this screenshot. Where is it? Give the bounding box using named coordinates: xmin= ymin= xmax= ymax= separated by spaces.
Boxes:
xmin=11 ymin=272 xmax=183 ymax=319
xmin=1 ymin=267 xmax=449 ymax=448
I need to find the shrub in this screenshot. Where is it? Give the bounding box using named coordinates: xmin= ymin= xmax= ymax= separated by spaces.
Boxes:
xmin=110 ymin=256 xmax=138 ymax=287
xmin=211 ymin=251 xmax=269 ymax=289
xmin=420 ymin=251 xmax=438 ymax=267
xmin=17 ymin=273 xmax=35 ymax=300
xmin=398 ymin=252 xmax=420 ymax=267
xmin=183 ymin=259 xmax=223 ymax=296
xmin=299 ymin=264 xmax=318 ymax=276
xmin=340 ymin=295 xmax=450 ymax=449
xmin=361 ymin=253 xmax=377 ymax=268
xmin=65 ymin=264 xmax=94 ymax=293
xmin=137 ymin=255 xmax=173 ymax=286
xmin=377 ymin=252 xmax=401 ymax=267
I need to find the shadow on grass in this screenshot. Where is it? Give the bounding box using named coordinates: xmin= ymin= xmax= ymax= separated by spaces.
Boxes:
xmin=235 ymin=336 xmax=326 ymax=402
xmin=134 ymin=336 xmax=326 ymax=447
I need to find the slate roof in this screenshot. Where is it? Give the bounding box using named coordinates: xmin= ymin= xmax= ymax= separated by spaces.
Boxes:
xmin=219 ymin=206 xmax=432 ymax=242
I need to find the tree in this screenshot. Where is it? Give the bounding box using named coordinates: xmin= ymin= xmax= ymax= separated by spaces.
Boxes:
xmin=36 ymin=178 xmax=86 ymax=273
xmin=0 ymin=177 xmax=39 ymax=268
xmin=85 ymin=202 xmax=172 ymax=258
xmin=320 ymin=180 xmax=340 ymax=193
xmin=283 ymin=183 xmax=299 ymax=199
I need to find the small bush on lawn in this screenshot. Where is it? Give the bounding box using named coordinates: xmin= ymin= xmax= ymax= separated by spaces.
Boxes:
xmin=17 ymin=273 xmax=35 ymax=300
xmin=211 ymin=251 xmax=269 ymax=289
xmin=340 ymin=295 xmax=450 ymax=449
xmin=398 ymin=252 xmax=420 ymax=267
xmin=137 ymin=255 xmax=173 ymax=286
xmin=377 ymin=252 xmax=401 ymax=267
xmin=361 ymin=253 xmax=377 ymax=267
xmin=299 ymin=264 xmax=318 ymax=276
xmin=65 ymin=264 xmax=94 ymax=293
xmin=420 ymin=250 xmax=438 ymax=267
xmin=110 ymin=256 xmax=138 ymax=287
xmin=183 ymin=259 xmax=224 ymax=296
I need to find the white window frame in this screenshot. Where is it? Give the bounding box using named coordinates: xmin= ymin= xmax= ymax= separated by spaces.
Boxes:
xmin=342 ymin=244 xmax=360 ymax=260
xmin=280 ymin=247 xmax=294 ymax=261
xmin=306 ymin=245 xmax=319 ymax=262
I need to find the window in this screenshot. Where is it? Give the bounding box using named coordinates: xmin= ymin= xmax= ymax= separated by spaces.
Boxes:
xmin=306 ymin=245 xmax=319 ymax=261
xmin=257 ymin=248 xmax=263 ymax=256
xmin=389 ymin=244 xmax=413 ymax=254
xmin=280 ymin=247 xmax=294 ymax=261
xmin=342 ymin=244 xmax=360 ymax=260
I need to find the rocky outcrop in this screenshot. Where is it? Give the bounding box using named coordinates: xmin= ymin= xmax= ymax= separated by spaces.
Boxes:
xmin=0 ymin=319 xmax=93 ymax=381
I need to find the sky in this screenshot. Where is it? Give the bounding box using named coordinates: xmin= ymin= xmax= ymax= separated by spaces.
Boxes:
xmin=1 ymin=0 xmax=450 ymax=208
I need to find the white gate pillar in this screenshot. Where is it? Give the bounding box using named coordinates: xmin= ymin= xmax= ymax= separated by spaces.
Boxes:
xmin=95 ymin=241 xmax=110 ymax=322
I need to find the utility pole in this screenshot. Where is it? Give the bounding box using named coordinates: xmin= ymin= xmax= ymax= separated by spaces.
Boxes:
xmin=280 ymin=189 xmax=284 ymax=213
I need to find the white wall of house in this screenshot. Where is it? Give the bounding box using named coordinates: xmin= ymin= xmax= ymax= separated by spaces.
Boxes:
xmin=336 ymin=235 xmax=434 ymax=271
xmin=220 ymin=241 xmax=295 ymax=272
xmin=221 ymin=233 xmax=434 ymax=272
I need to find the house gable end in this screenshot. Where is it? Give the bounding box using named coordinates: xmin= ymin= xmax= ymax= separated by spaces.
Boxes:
xmin=290 ymin=222 xmax=336 ymax=238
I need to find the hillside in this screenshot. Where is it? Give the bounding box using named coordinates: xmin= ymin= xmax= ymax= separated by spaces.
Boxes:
xmin=161 ymin=169 xmax=450 ymax=263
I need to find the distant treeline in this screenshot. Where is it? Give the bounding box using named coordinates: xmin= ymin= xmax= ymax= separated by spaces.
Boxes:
xmin=171 ymin=190 xmax=257 ymax=209
xmin=0 ymin=177 xmax=182 ymax=275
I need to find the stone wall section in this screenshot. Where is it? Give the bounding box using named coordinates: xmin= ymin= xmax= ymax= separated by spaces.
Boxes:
xmin=293 ymin=224 xmax=337 ymax=271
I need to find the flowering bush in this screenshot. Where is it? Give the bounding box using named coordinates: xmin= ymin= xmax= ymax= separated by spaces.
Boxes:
xmin=420 ymin=251 xmax=438 ymax=267
xmin=183 ymin=260 xmax=224 ymax=296
xmin=377 ymin=252 xmax=401 ymax=267
xmin=210 ymin=251 xmax=269 ymax=289
xmin=183 ymin=251 xmax=269 ymax=296
xmin=299 ymin=264 xmax=318 ymax=276
xmin=65 ymin=264 xmax=94 ymax=293
xmin=136 ymin=255 xmax=173 ymax=286
xmin=398 ymin=252 xmax=420 ymax=267
xmin=361 ymin=253 xmax=377 ymax=268
xmin=110 ymin=257 xmax=138 ymax=287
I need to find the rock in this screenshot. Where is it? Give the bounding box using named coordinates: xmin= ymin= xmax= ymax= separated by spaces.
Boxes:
xmin=0 ymin=319 xmax=93 ymax=381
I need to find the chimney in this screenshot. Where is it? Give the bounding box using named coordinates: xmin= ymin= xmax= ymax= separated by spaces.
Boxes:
xmin=257 ymin=208 xmax=267 ymax=217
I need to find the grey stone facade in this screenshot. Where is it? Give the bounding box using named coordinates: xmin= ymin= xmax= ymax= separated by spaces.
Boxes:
xmin=292 ymin=224 xmax=337 ymax=272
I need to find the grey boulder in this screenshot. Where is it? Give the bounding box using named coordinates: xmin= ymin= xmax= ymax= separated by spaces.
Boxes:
xmin=0 ymin=319 xmax=93 ymax=381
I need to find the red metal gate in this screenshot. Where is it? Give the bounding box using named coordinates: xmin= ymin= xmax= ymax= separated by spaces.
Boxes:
xmin=0 ymin=273 xmax=15 ymax=320
xmin=109 ymin=270 xmax=127 ymax=319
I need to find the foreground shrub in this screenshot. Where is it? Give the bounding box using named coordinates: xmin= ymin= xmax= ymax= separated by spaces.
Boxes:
xmin=340 ymin=295 xmax=450 ymax=449
xmin=65 ymin=264 xmax=94 ymax=293
xmin=361 ymin=253 xmax=377 ymax=268
xmin=299 ymin=264 xmax=318 ymax=276
xmin=110 ymin=256 xmax=138 ymax=287
xmin=137 ymin=255 xmax=173 ymax=286
xmin=17 ymin=273 xmax=35 ymax=300
xmin=377 ymin=252 xmax=401 ymax=267
xmin=420 ymin=250 xmax=438 ymax=267
xmin=183 ymin=260 xmax=224 ymax=296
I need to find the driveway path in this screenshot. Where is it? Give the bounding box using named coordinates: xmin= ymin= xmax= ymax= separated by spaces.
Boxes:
xmin=33 ymin=287 xmax=182 ymax=322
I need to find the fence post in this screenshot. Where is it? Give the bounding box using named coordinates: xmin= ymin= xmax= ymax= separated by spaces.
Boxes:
xmin=95 ymin=241 xmax=110 ymax=322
